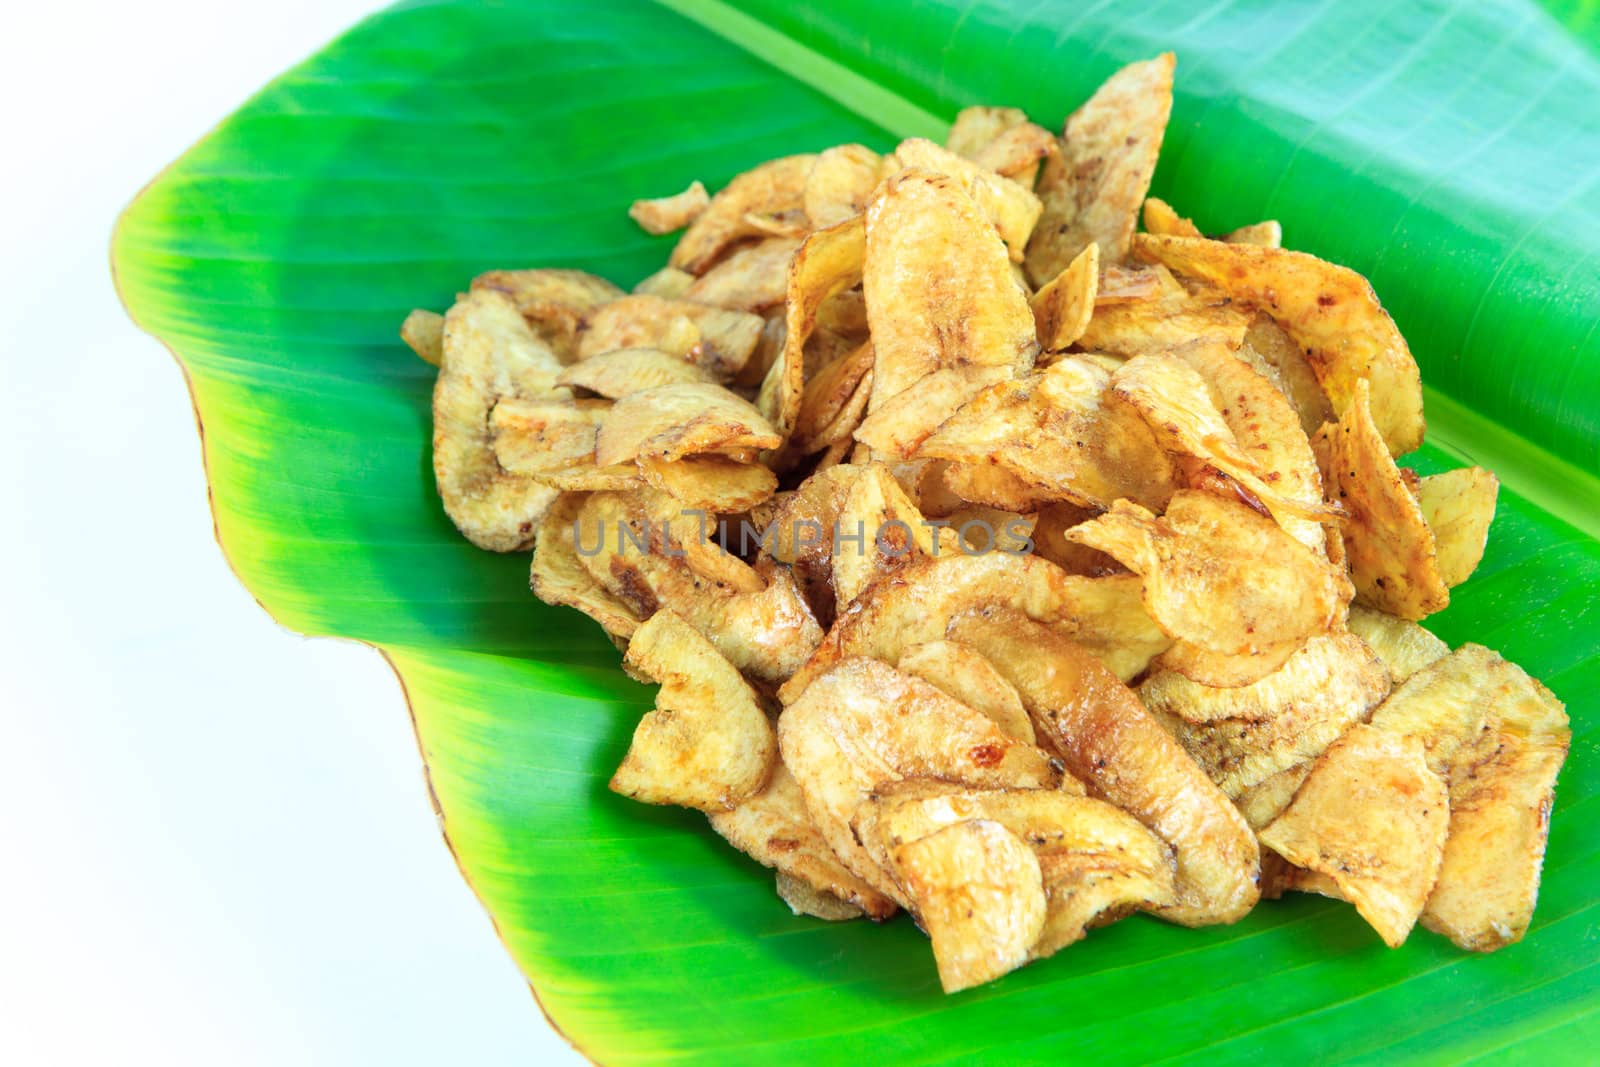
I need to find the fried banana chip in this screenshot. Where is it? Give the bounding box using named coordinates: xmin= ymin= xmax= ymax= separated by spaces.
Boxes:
xmin=1067 ymin=491 xmax=1351 ymax=658
xmin=830 ymin=463 xmax=955 ymax=608
xmin=1369 ymin=644 xmax=1571 ymax=951
xmin=917 ymin=357 xmax=1179 ymax=511
xmin=1260 ymin=724 xmax=1448 ymax=947
xmin=1031 ymin=242 xmax=1099 ymax=351
xmin=400 ymin=308 xmax=444 ymax=366
xmin=632 ymin=266 xmax=696 ymax=299
xmin=950 ymin=607 xmax=1260 ymax=926
xmin=595 ymin=383 xmax=781 ymax=466
xmin=889 ymin=820 xmax=1046 ymax=993
xmin=611 ymin=610 xmax=776 ymax=811
xmin=1031 ymin=502 xmax=1124 ymax=576
xmin=578 ymin=294 xmax=764 ymax=379
xmin=937 ymin=459 xmax=1058 ymax=513
xmin=530 ymin=493 xmax=643 ymax=640
xmin=1077 ymin=288 xmax=1252 ymax=356
xmin=489 ymin=396 xmax=605 ymax=474
xmin=708 ymin=762 xmax=897 ymax=920
xmin=471 ymin=268 xmax=625 ymax=362
xmin=1149 ymin=637 xmax=1306 ymax=690
xmin=1225 ymin=220 xmax=1282 ymax=248
xmin=1315 ymin=380 xmax=1448 ymax=619
xmin=803 ymin=144 xmax=883 ymax=228
xmin=1237 ymin=314 xmax=1333 ymax=437
xmin=775 ymin=872 xmax=866 ymax=921
xmin=1025 ymin=53 xmax=1174 ymax=282
xmin=778 ymin=658 xmax=1061 ymax=901
xmin=1096 ymin=265 xmax=1164 ymax=304
xmin=1417 ymin=467 xmax=1498 ymax=587
xmin=556 ymin=347 xmax=716 ymax=398
xmin=791 ymin=340 xmax=874 ymax=452
xmin=1141 ymin=197 xmax=1201 ymax=238
xmin=671 ymin=154 xmax=817 ymax=273
xmin=761 ymin=215 xmax=867 ymax=436
xmin=1234 ymin=765 xmax=1314 ymax=832
xmin=946 ymin=105 xmax=1030 ymax=159
xmin=865 ymin=169 xmax=1037 ymax=411
xmin=629 ymin=180 xmax=711 ymax=235
xmin=1347 ymin=605 xmax=1449 ymax=683
xmin=893 ymin=139 xmax=1043 ymax=260
xmin=896 ymin=639 xmax=1037 ymax=744
xmin=1135 ymin=233 xmax=1424 ymax=455
xmin=639 ymin=454 xmax=777 ymax=513
xmin=971 ymin=122 xmax=1056 ymax=183
xmin=682 ymin=236 xmax=801 ymax=314
xmin=853 ymin=365 xmax=1014 ymax=459
xmin=1145 ymin=633 xmax=1391 ymax=796
xmin=528 ymin=464 xmax=645 ymax=492
xmin=433 ymin=288 xmax=567 ymax=550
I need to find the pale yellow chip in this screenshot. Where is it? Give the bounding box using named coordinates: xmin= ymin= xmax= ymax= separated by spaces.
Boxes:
xmin=1346 ymin=605 xmax=1450 ymax=683
xmin=971 ymin=121 xmax=1056 ymax=183
xmin=1237 ymin=314 xmax=1333 ymax=437
xmin=555 ymin=347 xmax=716 ymax=398
xmin=629 ymin=180 xmax=711 ymax=235
xmin=1141 ymin=197 xmax=1201 ymax=238
xmin=791 ymin=340 xmax=874 ymax=453
xmin=529 ymin=493 xmax=643 ymax=640
xmin=1135 ymin=233 xmax=1424 ymax=455
xmin=610 ymin=610 xmax=776 ymax=812
xmin=638 ymin=454 xmax=777 ymax=514
xmin=1096 ymin=265 xmax=1164 ymax=304
xmin=1030 ymin=242 xmax=1099 ymax=351
xmin=892 ymin=138 xmax=1043 ymax=261
xmin=760 ymin=215 xmax=866 ymax=436
xmin=1078 ymin=288 xmax=1252 ymax=356
xmin=671 ymin=154 xmax=817 ymax=274
xmin=1417 ymin=467 xmax=1498 ymax=587
xmin=829 ymin=463 xmax=954 ymax=608
xmin=578 ymin=294 xmax=764 ymax=379
xmin=1030 ymin=502 xmax=1124 ymax=576
xmin=682 ymin=236 xmax=801 ymax=314
xmin=1026 ymin=53 xmax=1174 ymax=282
xmin=400 ymin=308 xmax=444 ymax=366
xmin=895 ymin=639 xmax=1036 ymax=744
xmin=471 ymin=268 xmax=625 ymax=363
xmin=595 ymin=383 xmax=781 ymax=466
xmin=774 ymin=871 xmax=867 ymax=921
xmin=1260 ymin=724 xmax=1448 ymax=947
xmin=1225 ymin=220 xmax=1282 ymax=247
xmin=489 ymin=396 xmax=605 ymax=474
xmin=632 ymin=266 xmax=696 ymax=299
xmin=853 ymin=364 xmax=1013 ymax=460
xmin=946 ymin=105 xmax=1030 ymax=159
xmin=527 ymin=464 xmax=645 ymax=492
xmin=803 ymin=144 xmax=883 ymax=229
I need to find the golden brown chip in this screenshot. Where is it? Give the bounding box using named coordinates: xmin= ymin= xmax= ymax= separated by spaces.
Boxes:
xmin=682 ymin=236 xmax=801 ymax=314
xmin=1233 ymin=764 xmax=1314 ymax=831
xmin=595 ymin=383 xmax=781 ymax=466
xmin=971 ymin=121 xmax=1057 ymax=183
xmin=889 ymin=820 xmax=1046 ymax=993
xmin=892 ymin=139 xmax=1043 ymax=260
xmin=555 ymin=347 xmax=716 ymax=398
xmin=803 ymin=144 xmax=883 ymax=229
xmin=1031 ymin=242 xmax=1099 ymax=351
xmin=1134 ymin=233 xmax=1424 ymax=455
xmin=1225 ymin=220 xmax=1282 ymax=248
xmin=1148 ymin=637 xmax=1305 ymax=690
xmin=1077 ymin=288 xmax=1252 ymax=356
xmin=629 ymin=180 xmax=711 ymax=235
xmin=671 ymin=154 xmax=817 ymax=274
xmin=774 ymin=872 xmax=866 ymax=921
xmin=611 ymin=610 xmax=776 ymax=811
xmin=1315 ymin=380 xmax=1448 ymax=619
xmin=1030 ymin=503 xmax=1124 ymax=576
xmin=916 ymin=357 xmax=1178 ymax=511
xmin=1067 ymin=491 xmax=1351 ymax=657
xmin=1237 ymin=314 xmax=1333 ymax=438
xmin=489 ymin=396 xmax=605 ymax=474
xmin=791 ymin=340 xmax=874 ymax=452
xmin=1346 ymin=605 xmax=1450 ymax=683
xmin=1025 ymin=53 xmax=1174 ymax=283
xmin=578 ymin=294 xmax=764 ymax=379
xmin=950 ymin=607 xmax=1260 ymax=926
xmin=946 ymin=105 xmax=1030 ymax=159
xmin=638 ymin=455 xmax=777 ymax=514
xmin=1260 ymin=724 xmax=1448 ymax=947
xmin=528 ymin=464 xmax=645 ymax=492
xmin=936 ymin=460 xmax=1057 ymax=513
xmin=829 ymin=464 xmax=955 ymax=609
xmin=400 ymin=308 xmax=444 ymax=366
xmin=1417 ymin=467 xmax=1498 ymax=587
xmin=632 ymin=266 xmax=696 ymax=299
xmin=530 ymin=493 xmax=643 ymax=640
xmin=433 ymin=288 xmax=567 ymax=551
xmin=865 ymin=169 xmax=1037 ymax=412
xmin=708 ymin=763 xmax=897 ymax=920
xmin=895 ymin=639 xmax=1037 ymax=744
xmin=853 ymin=365 xmax=1013 ymax=459
xmin=1141 ymin=197 xmax=1201 ymax=238
xmin=471 ymin=268 xmax=625 ymax=362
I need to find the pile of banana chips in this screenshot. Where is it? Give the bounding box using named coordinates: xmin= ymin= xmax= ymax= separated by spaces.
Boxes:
xmin=402 ymin=54 xmax=1568 ymax=993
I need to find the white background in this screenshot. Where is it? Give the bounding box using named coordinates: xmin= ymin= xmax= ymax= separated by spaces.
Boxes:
xmin=1 ymin=3 xmax=585 ymax=1063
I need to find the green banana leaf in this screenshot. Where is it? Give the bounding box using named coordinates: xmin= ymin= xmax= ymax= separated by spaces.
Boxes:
xmin=113 ymin=0 xmax=1600 ymax=1061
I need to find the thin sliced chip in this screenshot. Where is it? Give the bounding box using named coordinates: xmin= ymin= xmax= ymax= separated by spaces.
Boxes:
xmin=1238 ymin=314 xmax=1332 ymax=437
xmin=916 ymin=357 xmax=1178 ymax=511
xmin=530 ymin=493 xmax=642 ymax=639
xmin=400 ymin=308 xmax=444 ymax=366
xmin=743 ymin=209 xmax=808 ymax=239
xmin=854 ymin=364 xmax=1014 ymax=460
xmin=950 ymin=607 xmax=1260 ymax=927
xmin=1260 ymin=724 xmax=1448 ymax=947
xmin=889 ymin=820 xmax=1046 ymax=993
xmin=1141 ymin=197 xmax=1201 ymax=238
xmin=471 ymin=268 xmax=625 ymax=362
xmin=1135 ymin=233 xmax=1424 ymax=455
xmin=639 ymin=454 xmax=776 ymax=513
xmin=556 ymin=347 xmax=716 ymax=398
xmin=671 ymin=155 xmax=817 ymax=273
xmin=1314 ymin=379 xmax=1448 ymax=619
xmin=1078 ymin=289 xmax=1252 ymax=356
xmin=629 ymin=180 xmax=711 ymax=235
xmin=760 ymin=216 xmax=866 ymax=435
xmin=896 ymin=639 xmax=1037 ymax=744
xmin=610 ymin=610 xmax=775 ymax=811
xmin=1149 ymin=637 xmax=1305 ymax=690
xmin=971 ymin=121 xmax=1056 ymax=183
xmin=1096 ymin=265 xmax=1164 ymax=304
xmin=1417 ymin=467 xmax=1498 ymax=587
xmin=803 ymin=144 xmax=882 ymax=229
xmin=938 ymin=460 xmax=1058 ymax=513
xmin=946 ymin=105 xmax=1030 ymax=158
xmin=433 ymin=289 xmax=566 ymax=551
xmin=632 ymin=266 xmax=696 ymax=299
xmin=528 ymin=464 xmax=644 ymax=492
xmin=830 ymin=464 xmax=954 ymax=608
xmin=892 ymin=139 xmax=1043 ymax=261
xmin=774 ymin=871 xmax=866 ymax=921
xmin=490 ymin=396 xmax=605 ymax=474
xmin=865 ymin=169 xmax=1037 ymax=413
xmin=682 ymin=236 xmax=801 ymax=314
xmin=791 ymin=340 xmax=874 ymax=452
xmin=1025 ymin=53 xmax=1174 ymax=282
xmin=1067 ymin=491 xmax=1350 ymax=657
xmin=1031 ymin=242 xmax=1099 ymax=351
xmin=595 ymin=383 xmax=781 ymax=466
xmin=708 ymin=763 xmax=896 ymax=920
xmin=1234 ymin=764 xmax=1314 ymax=831
xmin=1347 ymin=605 xmax=1449 ymax=683
xmin=1225 ymin=220 xmax=1282 ymax=247
xmin=578 ymin=294 xmax=764 ymax=379
xmin=1031 ymin=502 xmax=1124 ymax=576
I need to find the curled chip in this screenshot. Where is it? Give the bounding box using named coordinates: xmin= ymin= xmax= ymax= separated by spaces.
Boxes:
xmin=611 ymin=610 xmax=776 ymax=811
xmin=471 ymin=268 xmax=625 ymax=362
xmin=1417 ymin=466 xmax=1498 ymax=587
xmin=400 ymin=308 xmax=444 ymax=366
xmin=682 ymin=236 xmax=801 ymax=314
xmin=762 ymin=215 xmax=866 ymax=436
xmin=853 ymin=365 xmax=1012 ymax=459
xmin=1347 ymin=605 xmax=1449 ymax=682
xmin=1315 ymin=380 xmax=1448 ymax=619
xmin=1030 ymin=242 xmax=1099 ymax=352
xmin=1237 ymin=315 xmax=1332 ymax=437
xmin=490 ymin=396 xmax=606 ymax=475
xmin=433 ymin=288 xmax=566 ymax=551
xmin=1135 ymin=233 xmax=1424 ymax=455
xmin=1067 ymin=491 xmax=1351 ymax=659
xmin=1260 ymin=724 xmax=1449 ymax=947
xmin=578 ymin=294 xmax=765 ymax=379
xmin=595 ymin=383 xmax=781 ymax=467
xmin=530 ymin=493 xmax=643 ymax=640
xmin=946 ymin=105 xmax=1030 ymax=159
xmin=556 ymin=347 xmax=717 ymax=398
xmin=893 ymin=138 xmax=1043 ymax=260
xmin=1026 ymin=53 xmax=1174 ymax=282
xmin=950 ymin=607 xmax=1260 ymax=927
xmin=804 ymin=144 xmax=884 ymax=228
xmin=671 ymin=154 xmax=817 ymax=274
xmin=638 ymin=454 xmax=777 ymax=514
xmin=895 ymin=639 xmax=1037 ymax=744
xmin=629 ymin=179 xmax=710 ymax=235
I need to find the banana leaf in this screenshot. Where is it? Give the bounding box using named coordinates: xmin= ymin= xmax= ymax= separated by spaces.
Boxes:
xmin=113 ymin=0 xmax=1600 ymax=1061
